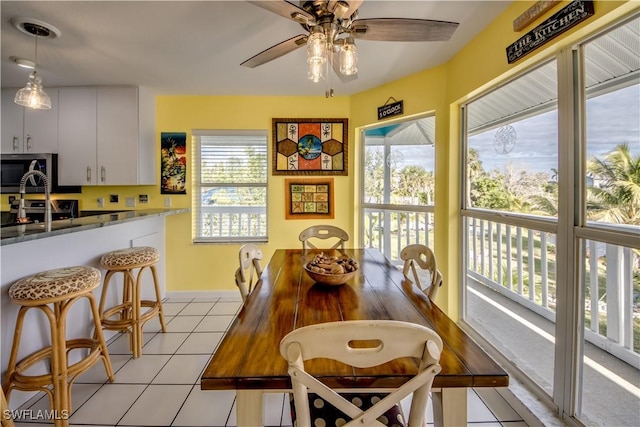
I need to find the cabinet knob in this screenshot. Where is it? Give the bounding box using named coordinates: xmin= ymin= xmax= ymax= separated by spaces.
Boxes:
xmin=101 ymin=166 xmax=106 ymax=182
xmin=87 ymin=166 xmax=92 ymax=182
xmin=26 ymin=135 xmax=32 ymax=151
xmin=13 ymin=136 xmax=19 ymax=151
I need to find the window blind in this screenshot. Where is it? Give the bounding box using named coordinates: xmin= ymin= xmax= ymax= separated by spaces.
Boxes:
xmin=192 ymin=130 xmax=268 ymax=243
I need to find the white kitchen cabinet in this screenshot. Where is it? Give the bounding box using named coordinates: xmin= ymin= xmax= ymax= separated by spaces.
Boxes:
xmin=1 ymin=88 xmax=59 ymax=154
xmin=57 ymin=86 xmax=155 ymax=186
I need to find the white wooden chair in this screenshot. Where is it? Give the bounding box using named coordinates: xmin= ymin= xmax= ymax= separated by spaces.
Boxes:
xmin=400 ymin=244 xmax=443 ymax=301
xmin=235 ymin=243 xmax=263 ymax=302
xmin=299 ymin=225 xmax=349 ymax=251
xmin=280 ymin=320 xmax=442 ymax=427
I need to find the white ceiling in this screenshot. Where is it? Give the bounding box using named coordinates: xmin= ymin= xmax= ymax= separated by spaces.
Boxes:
xmin=1 ymin=1 xmax=511 ymax=97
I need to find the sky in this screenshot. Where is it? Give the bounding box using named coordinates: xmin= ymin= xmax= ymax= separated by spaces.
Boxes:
xmin=469 ymin=85 xmax=640 ymax=175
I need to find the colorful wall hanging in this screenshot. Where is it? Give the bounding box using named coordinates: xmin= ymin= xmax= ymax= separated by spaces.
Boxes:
xmin=273 ymin=118 xmax=348 ymax=175
xmin=284 ymin=178 xmax=334 ymax=220
xmin=160 ymin=132 xmax=187 ymax=194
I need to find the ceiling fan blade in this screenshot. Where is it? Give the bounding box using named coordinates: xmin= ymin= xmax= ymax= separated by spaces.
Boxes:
xmin=241 ymin=34 xmax=308 ymax=68
xmin=351 ymin=18 xmax=459 ymax=42
xmin=247 ymin=0 xmax=315 ymax=24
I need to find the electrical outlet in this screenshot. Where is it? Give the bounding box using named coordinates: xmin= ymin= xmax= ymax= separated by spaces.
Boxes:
xmin=125 ymin=197 xmax=135 ymax=207
xmin=97 ymin=197 xmax=104 ymax=208
xmin=139 ymin=194 xmax=149 ymax=204
xmin=164 ymin=197 xmax=171 ymax=208
xmin=109 ymin=195 xmax=119 ymax=203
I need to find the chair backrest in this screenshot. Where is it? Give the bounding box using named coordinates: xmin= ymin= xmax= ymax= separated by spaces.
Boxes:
xmin=280 ymin=320 xmax=442 ymax=427
xmin=235 ymin=244 xmax=263 ymax=302
xmin=400 ymin=244 xmax=443 ymax=301
xmin=299 ymin=225 xmax=349 ymax=251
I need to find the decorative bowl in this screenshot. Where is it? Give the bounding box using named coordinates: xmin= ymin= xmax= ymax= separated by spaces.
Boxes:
xmin=303 ymin=253 xmax=359 ymax=286
xmin=303 ymin=264 xmax=356 ymax=286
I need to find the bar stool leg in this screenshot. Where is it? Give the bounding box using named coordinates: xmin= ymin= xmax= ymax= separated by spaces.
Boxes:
xmin=50 ymin=302 xmax=68 ymax=427
xmin=149 ymin=265 xmax=167 ymax=333
xmin=2 ymin=307 xmax=28 ymax=402
xmin=87 ymin=293 xmax=115 ymax=382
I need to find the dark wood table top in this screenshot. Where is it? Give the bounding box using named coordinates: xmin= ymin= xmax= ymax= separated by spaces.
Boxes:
xmin=201 ymin=248 xmax=508 ymax=391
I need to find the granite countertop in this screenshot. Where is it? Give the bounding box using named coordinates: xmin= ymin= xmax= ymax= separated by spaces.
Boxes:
xmin=0 ymin=208 xmax=189 ymax=246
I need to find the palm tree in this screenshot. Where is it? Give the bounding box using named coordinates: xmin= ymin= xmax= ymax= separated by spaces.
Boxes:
xmin=587 ymin=143 xmax=640 ymax=226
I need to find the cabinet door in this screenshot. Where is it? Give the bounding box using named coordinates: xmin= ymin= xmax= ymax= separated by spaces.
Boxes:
xmin=97 ymin=87 xmax=139 ymax=185
xmin=23 ymin=88 xmax=59 ymax=153
xmin=1 ymin=89 xmax=25 ymax=153
xmin=58 ymin=87 xmax=97 ymax=185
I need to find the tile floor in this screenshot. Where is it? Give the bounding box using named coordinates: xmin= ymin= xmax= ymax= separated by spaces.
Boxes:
xmin=10 ymin=297 xmax=534 ymax=426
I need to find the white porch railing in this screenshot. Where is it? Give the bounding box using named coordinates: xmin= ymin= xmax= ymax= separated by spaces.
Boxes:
xmin=466 ymin=216 xmax=639 ymax=368
xmin=363 ymin=205 xmax=435 ymax=263
xmin=362 ymin=207 xmax=639 ymax=368
xmin=196 ymin=205 xmax=267 ymax=241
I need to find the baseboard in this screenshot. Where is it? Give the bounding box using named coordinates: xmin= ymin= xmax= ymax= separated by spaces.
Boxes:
xmin=165 ymin=290 xmax=240 ymax=301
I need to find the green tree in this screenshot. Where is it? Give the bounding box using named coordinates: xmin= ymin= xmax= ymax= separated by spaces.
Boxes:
xmin=394 ymin=165 xmax=434 ymax=205
xmin=587 ymin=143 xmax=640 ymax=225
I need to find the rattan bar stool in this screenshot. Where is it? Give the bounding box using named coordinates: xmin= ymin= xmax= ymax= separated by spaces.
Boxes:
xmin=98 ymin=246 xmax=167 ymax=358
xmin=3 ymin=266 xmax=114 ymax=427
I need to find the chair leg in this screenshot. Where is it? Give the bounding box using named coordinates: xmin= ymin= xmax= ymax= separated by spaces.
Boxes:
xmin=3 ymin=306 xmax=29 ymax=403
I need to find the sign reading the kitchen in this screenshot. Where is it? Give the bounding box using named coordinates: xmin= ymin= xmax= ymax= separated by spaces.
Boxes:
xmin=378 ymin=99 xmax=403 ymax=120
xmin=506 ymin=0 xmax=594 ymax=64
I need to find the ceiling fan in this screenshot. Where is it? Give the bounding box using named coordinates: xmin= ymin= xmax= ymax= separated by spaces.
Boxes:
xmin=241 ymin=0 xmax=459 ymax=96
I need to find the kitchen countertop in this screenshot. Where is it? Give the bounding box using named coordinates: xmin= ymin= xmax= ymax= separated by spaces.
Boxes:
xmin=0 ymin=208 xmax=189 ymax=246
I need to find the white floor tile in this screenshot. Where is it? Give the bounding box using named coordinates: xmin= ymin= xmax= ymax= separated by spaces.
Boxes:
xmin=468 ymin=389 xmax=499 ymax=423
xmin=176 ymin=332 xmax=224 ymax=354
xmin=165 ymin=315 xmax=205 ymax=332
xmin=144 ymin=314 xmax=171 ymax=333
xmin=152 ymin=354 xmax=211 ymax=384
xmin=76 ymin=354 xmax=131 ymax=384
xmin=162 ymin=302 xmax=189 ymax=315
xmin=112 ymin=354 xmax=171 ymax=384
xmin=143 ymin=332 xmax=190 ymax=354
xmin=181 ymin=302 xmax=216 ymax=315
xmin=194 ymin=315 xmax=236 ymax=332
xmin=9 ymin=383 xmax=101 ymax=424
xmin=475 ymin=387 xmax=523 ymax=422
xmin=172 ymin=388 xmax=235 ymax=426
xmin=209 ymin=301 xmax=242 ymax=315
xmin=68 ymin=383 xmax=146 ymax=425
xmin=119 ymin=384 xmax=191 ymax=426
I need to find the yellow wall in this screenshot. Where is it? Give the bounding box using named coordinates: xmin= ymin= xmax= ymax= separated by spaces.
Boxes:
xmin=156 ymin=96 xmax=352 ymax=291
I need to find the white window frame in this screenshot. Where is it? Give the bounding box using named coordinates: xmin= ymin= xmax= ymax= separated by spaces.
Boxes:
xmin=192 ymin=129 xmax=268 ymax=243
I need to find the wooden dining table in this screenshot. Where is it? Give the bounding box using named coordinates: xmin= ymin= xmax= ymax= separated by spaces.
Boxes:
xmin=201 ymin=248 xmax=508 ymax=426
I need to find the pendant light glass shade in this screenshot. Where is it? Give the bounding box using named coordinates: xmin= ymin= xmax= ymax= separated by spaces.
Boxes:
xmin=339 ymin=38 xmax=358 ymax=76
xmin=307 ymin=28 xmax=327 ymax=82
xmin=14 ymin=70 xmax=51 ymax=109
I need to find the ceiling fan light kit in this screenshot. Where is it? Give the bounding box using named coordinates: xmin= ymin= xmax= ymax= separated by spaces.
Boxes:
xmin=11 ymin=18 xmax=60 ymax=110
xmin=243 ymin=0 xmax=459 ymax=95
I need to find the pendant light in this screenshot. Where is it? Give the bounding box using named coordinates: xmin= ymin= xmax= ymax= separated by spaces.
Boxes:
xmin=307 ymin=27 xmax=327 ymax=83
xmin=14 ymin=23 xmax=52 ymax=110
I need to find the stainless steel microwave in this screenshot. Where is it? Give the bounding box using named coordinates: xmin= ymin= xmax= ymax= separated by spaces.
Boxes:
xmin=0 ymin=153 xmax=59 ymax=193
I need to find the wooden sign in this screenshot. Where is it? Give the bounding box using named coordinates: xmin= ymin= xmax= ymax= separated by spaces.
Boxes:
xmin=513 ymin=0 xmax=560 ymax=32
xmin=378 ymin=100 xmax=403 ymax=120
xmin=506 ymin=0 xmax=594 ymax=64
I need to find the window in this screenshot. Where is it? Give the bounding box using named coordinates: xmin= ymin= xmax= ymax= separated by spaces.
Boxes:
xmin=361 ymin=116 xmax=436 ymax=260
xmin=192 ymin=130 xmax=268 ymax=243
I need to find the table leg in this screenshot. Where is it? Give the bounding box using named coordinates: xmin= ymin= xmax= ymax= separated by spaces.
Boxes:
xmin=432 ymin=388 xmax=467 ymax=427
xmin=236 ymin=390 xmax=264 ymax=427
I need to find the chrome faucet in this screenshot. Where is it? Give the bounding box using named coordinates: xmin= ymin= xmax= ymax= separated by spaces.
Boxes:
xmin=18 ymin=170 xmax=51 ymax=232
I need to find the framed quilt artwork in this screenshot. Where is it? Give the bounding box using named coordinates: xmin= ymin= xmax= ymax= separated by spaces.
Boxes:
xmin=285 ymin=178 xmax=334 ymax=220
xmin=273 ymin=118 xmax=348 ymax=175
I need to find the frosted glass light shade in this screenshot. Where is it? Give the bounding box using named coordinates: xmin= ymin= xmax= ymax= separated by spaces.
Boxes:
xmin=14 ymin=71 xmax=51 ymax=110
